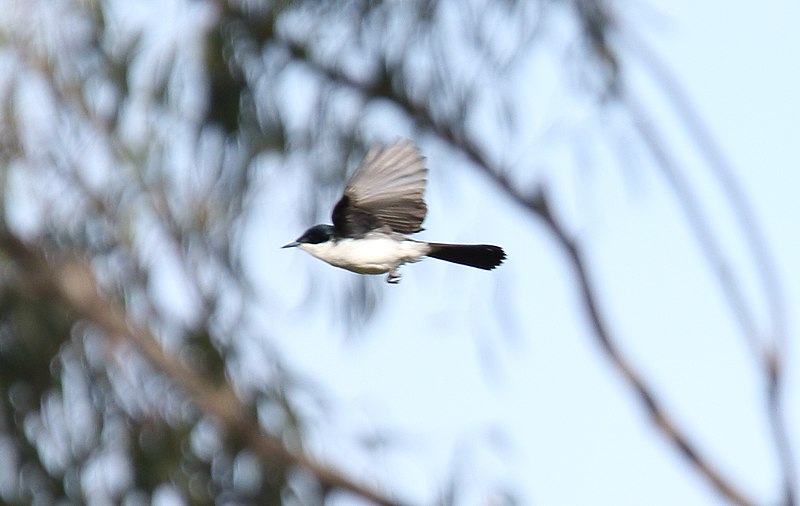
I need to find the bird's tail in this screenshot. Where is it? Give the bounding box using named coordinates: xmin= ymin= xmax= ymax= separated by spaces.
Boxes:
xmin=426 ymin=243 xmax=506 ymax=270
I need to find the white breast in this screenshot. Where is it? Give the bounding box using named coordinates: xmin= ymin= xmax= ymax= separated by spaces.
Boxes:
xmin=299 ymin=236 xmax=430 ymax=274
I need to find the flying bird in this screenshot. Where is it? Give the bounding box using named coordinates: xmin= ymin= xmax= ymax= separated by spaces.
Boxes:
xmin=283 ymin=139 xmax=506 ymax=283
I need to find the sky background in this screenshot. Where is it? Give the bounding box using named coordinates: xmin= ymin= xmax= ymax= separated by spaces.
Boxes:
xmin=257 ymin=2 xmax=800 ymax=505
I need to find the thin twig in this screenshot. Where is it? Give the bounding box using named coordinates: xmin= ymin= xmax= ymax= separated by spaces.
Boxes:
xmin=622 ymin=90 xmax=762 ymax=354
xmin=624 ymin=81 xmax=796 ymax=506
xmin=620 ymin=29 xmax=794 ymax=504
xmin=623 ymin=24 xmax=788 ymax=356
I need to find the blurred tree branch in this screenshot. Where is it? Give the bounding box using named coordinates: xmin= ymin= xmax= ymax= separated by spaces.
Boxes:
xmin=0 ymin=226 xmax=404 ymax=506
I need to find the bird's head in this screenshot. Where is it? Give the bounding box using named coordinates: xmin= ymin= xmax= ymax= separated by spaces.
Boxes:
xmin=282 ymin=224 xmax=335 ymax=249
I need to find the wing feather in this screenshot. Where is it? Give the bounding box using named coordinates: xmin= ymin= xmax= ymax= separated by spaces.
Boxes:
xmin=332 ymin=139 xmax=428 ymax=236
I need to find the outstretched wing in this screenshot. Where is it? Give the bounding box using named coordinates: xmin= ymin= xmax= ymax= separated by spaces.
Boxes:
xmin=332 ymin=139 xmax=428 ymax=237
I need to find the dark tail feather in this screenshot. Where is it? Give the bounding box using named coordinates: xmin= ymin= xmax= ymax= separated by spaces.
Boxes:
xmin=426 ymin=243 xmax=506 ymax=270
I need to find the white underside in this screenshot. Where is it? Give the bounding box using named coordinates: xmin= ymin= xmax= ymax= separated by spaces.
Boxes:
xmin=299 ymin=236 xmax=431 ymax=274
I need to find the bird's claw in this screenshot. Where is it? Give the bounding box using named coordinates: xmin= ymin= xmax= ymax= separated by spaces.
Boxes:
xmin=386 ymin=270 xmax=401 ymax=284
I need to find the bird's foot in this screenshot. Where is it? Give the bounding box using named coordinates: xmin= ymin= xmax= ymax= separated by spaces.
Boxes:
xmin=386 ymin=270 xmax=401 ymax=284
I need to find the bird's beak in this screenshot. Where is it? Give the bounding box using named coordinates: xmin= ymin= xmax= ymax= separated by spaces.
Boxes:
xmin=282 ymin=241 xmax=300 ymax=249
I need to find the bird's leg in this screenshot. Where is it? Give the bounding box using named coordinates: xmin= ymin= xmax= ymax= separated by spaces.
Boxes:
xmin=386 ymin=268 xmax=402 ymax=284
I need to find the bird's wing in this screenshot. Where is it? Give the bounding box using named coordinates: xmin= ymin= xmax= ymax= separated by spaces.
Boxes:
xmin=332 ymin=139 xmax=428 ymax=236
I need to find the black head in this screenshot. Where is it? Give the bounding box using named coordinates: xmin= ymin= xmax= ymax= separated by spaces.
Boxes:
xmin=282 ymin=224 xmax=335 ymax=248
